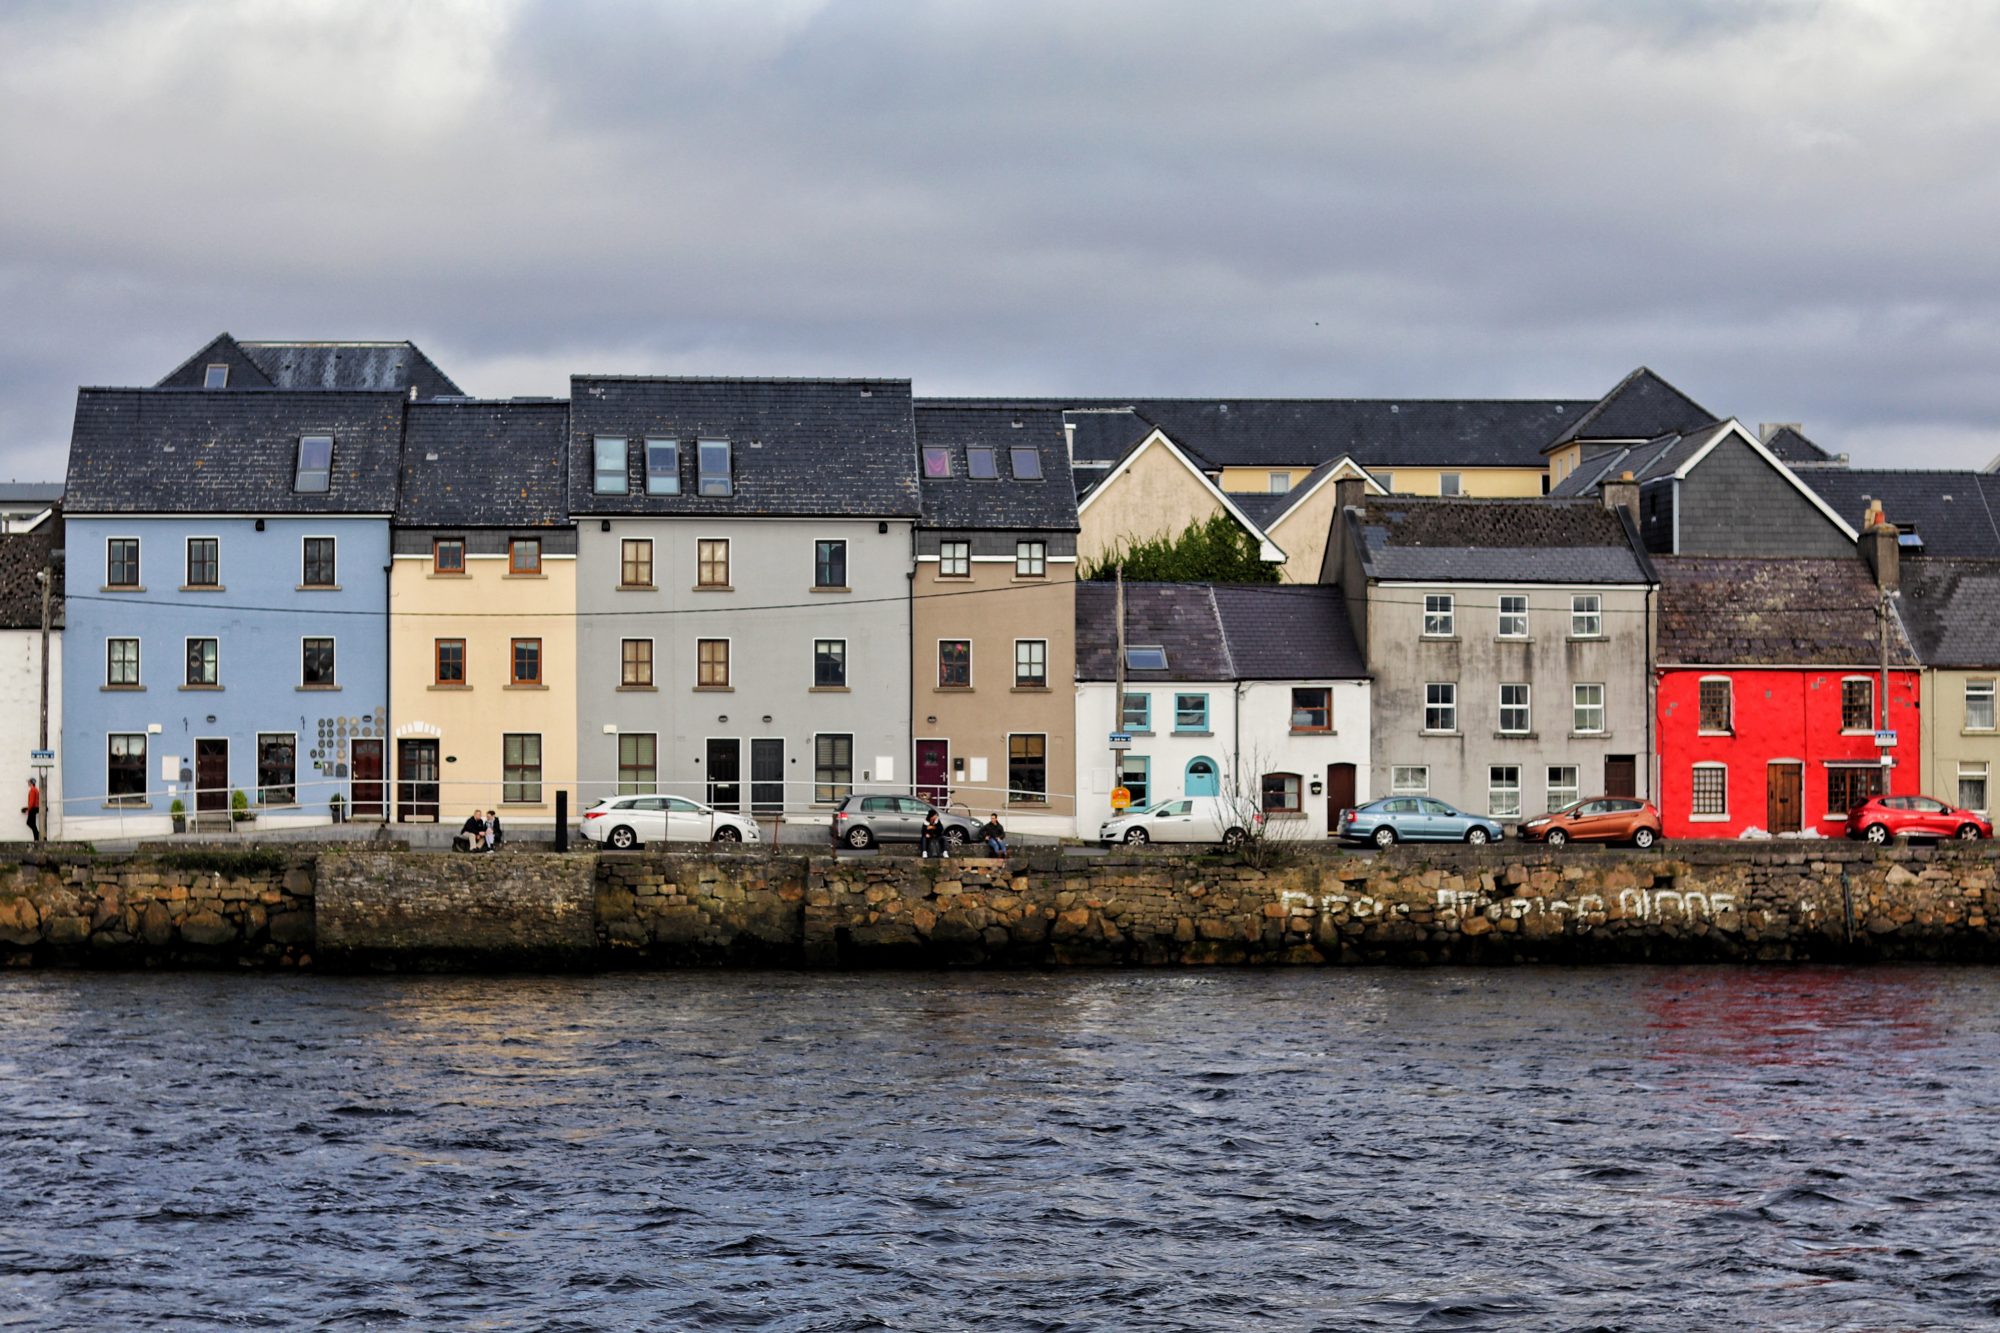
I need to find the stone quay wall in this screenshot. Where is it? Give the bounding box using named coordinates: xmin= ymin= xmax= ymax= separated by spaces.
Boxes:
xmin=5 ymin=842 xmax=2000 ymax=970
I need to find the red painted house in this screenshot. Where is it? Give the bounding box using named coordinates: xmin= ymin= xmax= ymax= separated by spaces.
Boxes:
xmin=1654 ymin=554 xmax=1919 ymax=839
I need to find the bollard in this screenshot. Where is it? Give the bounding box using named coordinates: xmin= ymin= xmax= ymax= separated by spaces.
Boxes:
xmin=555 ymin=789 xmax=569 ymax=852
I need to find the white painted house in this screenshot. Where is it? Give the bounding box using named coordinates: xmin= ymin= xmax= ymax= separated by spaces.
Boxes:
xmin=1 ymin=527 xmax=61 ymax=840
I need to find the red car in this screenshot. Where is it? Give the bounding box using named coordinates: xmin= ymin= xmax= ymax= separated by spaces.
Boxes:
xmin=1844 ymin=795 xmax=1992 ymax=844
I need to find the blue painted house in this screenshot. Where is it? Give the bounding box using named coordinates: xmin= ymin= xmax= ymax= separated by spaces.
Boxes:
xmin=61 ymin=388 xmax=403 ymax=834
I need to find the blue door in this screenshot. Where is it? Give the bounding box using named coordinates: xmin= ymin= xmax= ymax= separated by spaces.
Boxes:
xmin=1185 ymin=756 xmax=1219 ymax=797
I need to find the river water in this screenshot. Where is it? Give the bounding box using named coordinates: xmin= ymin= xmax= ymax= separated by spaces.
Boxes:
xmin=3 ymin=968 xmax=1998 ymax=1331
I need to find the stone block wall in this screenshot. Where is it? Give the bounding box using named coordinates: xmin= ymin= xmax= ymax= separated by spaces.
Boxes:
xmin=316 ymin=850 xmax=596 ymax=970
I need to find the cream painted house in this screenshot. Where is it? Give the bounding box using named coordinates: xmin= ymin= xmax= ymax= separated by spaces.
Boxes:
xmin=1898 ymin=559 xmax=2000 ymax=818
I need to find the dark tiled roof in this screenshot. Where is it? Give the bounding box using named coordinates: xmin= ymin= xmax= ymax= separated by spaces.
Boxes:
xmin=397 ymin=400 xmax=571 ymax=528
xmin=1354 ymin=497 xmax=1653 ymax=584
xmin=915 ymin=406 xmax=1079 ymax=531
xmin=0 ymin=484 xmax=63 ymax=503
xmin=1655 ymin=556 xmax=1913 ymax=666
xmin=155 ymin=334 xmax=274 ymax=389
xmin=1120 ymin=398 xmax=1587 ymax=470
xmin=1797 ymin=470 xmax=2000 ymax=558
xmin=1075 ymin=581 xmax=1366 ymax=681
xmin=0 ymin=528 xmax=61 ymax=630
xmin=1075 ymin=582 xmax=1232 ymax=682
xmin=1546 ymin=367 xmax=1714 ymax=449
xmin=569 ymin=377 xmax=920 ymax=519
xmin=158 ymin=334 xmax=463 ymax=395
xmin=1228 ymin=491 xmax=1293 ymax=528
xmin=1210 ymin=584 xmax=1366 ymax=679
xmin=1062 ymin=408 xmax=1157 ymax=465
xmin=1762 ymin=426 xmax=1832 ymax=463
xmin=1894 ymin=559 xmax=2000 ymax=668
xmin=65 ymin=388 xmax=406 ymax=514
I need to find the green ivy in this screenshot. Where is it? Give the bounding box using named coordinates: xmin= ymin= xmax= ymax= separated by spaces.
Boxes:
xmin=1081 ymin=514 xmax=1278 ymax=584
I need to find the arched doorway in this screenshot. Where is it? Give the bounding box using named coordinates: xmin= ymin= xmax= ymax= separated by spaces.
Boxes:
xmin=1185 ymin=756 xmax=1219 ymax=797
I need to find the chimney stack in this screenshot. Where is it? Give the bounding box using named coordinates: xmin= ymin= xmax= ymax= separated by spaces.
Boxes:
xmin=1759 ymin=422 xmax=1802 ymax=444
xmin=1600 ymin=470 xmax=1640 ymax=526
xmin=1334 ymin=476 xmax=1369 ymax=516
xmin=1860 ymin=501 xmax=1900 ymax=592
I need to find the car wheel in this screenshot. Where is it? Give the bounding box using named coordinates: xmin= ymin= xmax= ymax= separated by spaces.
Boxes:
xmin=713 ymin=826 xmax=742 ymax=843
xmin=1632 ymin=827 xmax=1658 ymax=850
xmin=845 ymin=826 xmax=875 ymax=849
xmin=945 ymin=827 xmax=968 ymax=847
xmin=1222 ymin=827 xmax=1248 ymax=849
xmin=1465 ymin=827 xmax=1490 ymax=846
xmin=608 ymin=825 xmax=638 ymax=851
xmin=1545 ymin=829 xmax=1568 ymax=848
xmin=1863 ymin=823 xmax=1889 ymax=846
xmin=1957 ymin=823 xmax=1983 ymax=841
xmin=1372 ymin=826 xmax=1397 ymax=848
xmin=1124 ymin=827 xmax=1149 ymax=845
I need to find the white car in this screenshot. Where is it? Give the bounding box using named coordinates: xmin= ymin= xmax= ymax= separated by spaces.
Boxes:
xmin=1099 ymin=795 xmax=1263 ymax=847
xmin=581 ymin=795 xmax=762 ymax=849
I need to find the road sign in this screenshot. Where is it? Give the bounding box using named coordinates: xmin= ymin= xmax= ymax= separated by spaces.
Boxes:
xmin=29 ymin=749 xmax=53 ymax=762
xmin=1110 ymin=786 xmax=1132 ymax=811
xmin=1108 ymin=732 xmax=1133 ymax=749
xmin=1874 ymin=730 xmax=1898 ymax=748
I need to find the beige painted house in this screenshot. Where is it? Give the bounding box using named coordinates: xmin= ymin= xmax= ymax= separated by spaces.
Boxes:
xmin=1898 ymin=559 xmax=2000 ymax=818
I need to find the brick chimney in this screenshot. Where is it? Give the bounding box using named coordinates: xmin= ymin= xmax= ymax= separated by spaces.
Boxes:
xmin=1600 ymin=470 xmax=1640 ymax=526
xmin=1860 ymin=500 xmax=1899 ymax=592
xmin=1334 ymin=476 xmax=1369 ymax=516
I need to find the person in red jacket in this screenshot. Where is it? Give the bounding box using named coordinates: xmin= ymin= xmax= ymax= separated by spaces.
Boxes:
xmin=22 ymin=778 xmax=41 ymax=842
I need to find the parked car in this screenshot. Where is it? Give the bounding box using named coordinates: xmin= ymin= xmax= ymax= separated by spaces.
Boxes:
xmin=1845 ymin=795 xmax=1993 ymax=844
xmin=830 ymin=795 xmax=981 ymax=850
xmin=1099 ymin=795 xmax=1263 ymax=847
xmin=1517 ymin=797 xmax=1663 ymax=849
xmin=581 ymin=795 xmax=761 ymax=849
xmin=1338 ymin=797 xmax=1503 ymax=847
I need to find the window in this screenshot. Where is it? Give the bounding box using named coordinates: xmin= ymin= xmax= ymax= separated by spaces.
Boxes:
xmin=1488 ymin=766 xmax=1521 ymax=818
xmin=107 ymin=538 xmax=139 ymax=589
xmin=1124 ymin=646 xmax=1168 ymax=671
xmin=1571 ymin=594 xmax=1603 ymax=638
xmin=815 ymin=539 xmax=847 ymax=589
xmin=1122 ymin=692 xmax=1151 ymax=732
xmin=967 ymin=447 xmax=998 ymax=479
xmin=697 ymin=539 xmax=730 ymax=588
xmin=1547 ymin=766 xmax=1580 ymax=811
xmin=1015 ymin=540 xmax=1046 ymax=577
xmin=1175 ymin=693 xmax=1209 ymax=732
xmin=511 ymin=638 xmax=542 ymax=686
xmin=1498 ymin=595 xmax=1528 ymax=639
xmin=433 ymin=538 xmax=465 ymax=575
xmin=621 ymin=638 xmax=653 ymax=687
xmin=1291 ymin=687 xmax=1331 ymax=732
xmin=302 ymin=538 xmax=336 ymax=588
xmin=1424 ymin=682 xmax=1457 ymax=732
xmin=1391 ymin=766 xmax=1429 ymax=795
xmin=1439 ymin=473 xmax=1462 ymax=497
xmin=1499 ymin=684 xmax=1530 ymax=735
xmin=1827 ymin=764 xmax=1883 ymax=814
xmin=294 ymin=435 xmax=332 ymax=493
xmin=1015 ymin=640 xmax=1047 ymax=688
xmin=256 ymin=734 xmax=295 ymax=806
xmin=1692 ymin=764 xmax=1728 ymax=819
xmin=938 ymin=639 xmax=971 ymax=688
xmin=620 ymin=538 xmax=653 ymax=588
xmin=503 ymin=734 xmax=543 ymax=804
xmin=1574 ymin=684 xmax=1605 ymax=735
xmin=1842 ymin=678 xmax=1875 ymax=731
xmin=1423 ymin=594 xmax=1455 ymax=637
xmin=697 ymin=439 xmax=732 ymax=496
xmin=922 ymin=446 xmax=951 ymax=478
xmin=939 ymin=540 xmax=970 ymax=577
xmin=644 ymin=438 xmax=680 ymax=495
xmin=509 ymin=539 xmax=541 ymax=575
xmin=815 ymin=733 xmax=854 ymax=803
xmin=107 ymin=638 xmax=139 ymax=687
xmin=1376 ymin=472 xmax=1394 ymax=493
xmin=1010 ymin=447 xmax=1042 ymax=480
xmin=185 ymin=538 xmax=219 ymax=588
xmin=185 ymin=637 xmax=218 ymax=687
xmin=1268 ymin=472 xmax=1290 ymax=493
xmin=698 ymin=638 xmax=729 ymax=688
xmin=815 ymin=639 xmax=846 ymax=687
xmin=302 ymin=638 xmax=335 ymax=686
xmin=1118 ymin=755 xmax=1150 ymax=809
xmin=108 ymin=734 xmax=146 ymax=805
xmin=1008 ymin=734 xmax=1047 ymax=802
xmin=593 ymin=436 xmax=628 ymax=495
xmin=1262 ymin=772 xmax=1302 ymax=814
xmin=618 ymin=734 xmax=657 ymax=795
xmin=1968 ymin=680 xmax=1996 ymax=731
xmin=203 ymin=363 xmax=229 ymax=388
xmin=1960 ymin=763 xmax=1990 ymax=814
xmin=1699 ymin=678 xmax=1732 ymax=733
xmin=435 ymin=638 xmax=465 ymax=686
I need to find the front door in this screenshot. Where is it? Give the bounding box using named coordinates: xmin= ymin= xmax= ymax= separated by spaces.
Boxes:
xmin=1325 ymin=763 xmax=1356 ymax=837
xmin=1185 ymin=756 xmax=1219 ymax=797
xmin=1604 ymin=755 xmax=1637 ymax=798
xmin=1767 ymin=763 xmax=1802 ymax=834
xmin=916 ymin=739 xmax=950 ymax=804
xmin=350 ymin=739 xmax=385 ymax=820
xmin=195 ymin=738 xmax=229 ymax=814
xmin=750 ymin=739 xmax=785 ymax=815
xmin=397 ymin=739 xmax=439 ymax=822
xmin=706 ymin=739 xmax=741 ymax=811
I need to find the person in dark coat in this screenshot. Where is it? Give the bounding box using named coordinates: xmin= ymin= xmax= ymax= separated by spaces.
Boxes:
xmin=455 ymin=810 xmax=485 ymax=853
xmin=486 ymin=810 xmax=504 ymax=851
xmin=980 ymin=814 xmax=1007 ymax=857
xmin=921 ymin=808 xmax=949 ymax=859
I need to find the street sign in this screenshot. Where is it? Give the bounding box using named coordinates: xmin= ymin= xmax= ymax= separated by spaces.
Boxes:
xmin=1108 ymin=732 xmax=1133 ymax=749
xmin=29 ymin=749 xmax=53 ymax=762
xmin=1874 ymin=730 xmax=1898 ymax=748
xmin=1110 ymin=786 xmax=1132 ymax=811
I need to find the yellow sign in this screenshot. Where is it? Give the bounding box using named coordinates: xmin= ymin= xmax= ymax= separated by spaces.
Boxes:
xmin=1110 ymin=786 xmax=1132 ymax=811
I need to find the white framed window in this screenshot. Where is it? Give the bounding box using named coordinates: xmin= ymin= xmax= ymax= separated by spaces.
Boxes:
xmin=203 ymin=363 xmax=229 ymax=388
xmin=1423 ymin=594 xmax=1454 ymax=638
xmin=1376 ymin=471 xmax=1394 ymax=493
xmin=1391 ymin=766 xmax=1429 ymax=795
xmin=106 ymin=637 xmax=140 ymax=687
xmin=1691 ymin=764 xmax=1728 ymax=820
xmin=1570 ymin=594 xmax=1603 ymax=638
xmin=1014 ymin=639 xmax=1047 ymax=688
xmin=1699 ymin=677 xmax=1732 ymax=733
xmin=1968 ymin=679 xmax=1996 ymax=732
xmin=1959 ymin=763 xmax=1989 ymax=814
xmin=593 ymin=436 xmax=628 ymax=494
xmin=1488 ymin=765 xmax=1521 ymax=818
xmin=1015 ymin=540 xmax=1046 ymax=577
xmin=1268 ymin=472 xmax=1290 ymax=493
xmin=1498 ymin=594 xmax=1527 ymax=639
xmin=1439 ymin=472 xmax=1462 ymax=497
xmin=939 ymin=540 xmax=970 ymax=577
xmin=1499 ymin=683 xmax=1530 ymax=735
xmin=1573 ymin=683 xmax=1605 ymax=735
xmin=1424 ymin=682 xmax=1457 ymax=733
xmin=1547 ymin=766 xmax=1580 ymax=811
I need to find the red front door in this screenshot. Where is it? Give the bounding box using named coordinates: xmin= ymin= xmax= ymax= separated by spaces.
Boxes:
xmin=1325 ymin=763 xmax=1356 ymax=836
xmin=916 ymin=739 xmax=950 ymax=804
xmin=350 ymin=740 xmax=384 ymax=820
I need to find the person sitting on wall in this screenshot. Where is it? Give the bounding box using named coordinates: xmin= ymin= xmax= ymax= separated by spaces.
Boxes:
xmin=921 ymin=808 xmax=949 ymax=860
xmin=486 ymin=810 xmax=504 ymax=852
xmin=454 ymin=810 xmax=485 ymax=853
xmin=981 ymin=813 xmax=1007 ymax=857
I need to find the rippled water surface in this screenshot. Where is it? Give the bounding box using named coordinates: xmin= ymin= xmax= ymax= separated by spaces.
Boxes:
xmin=4 ymin=968 xmax=2000 ymax=1330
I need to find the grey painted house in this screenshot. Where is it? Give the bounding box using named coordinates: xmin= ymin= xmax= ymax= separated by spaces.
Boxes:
xmin=569 ymin=376 xmax=919 ymax=824
xmin=1322 ymin=484 xmax=1659 ymax=822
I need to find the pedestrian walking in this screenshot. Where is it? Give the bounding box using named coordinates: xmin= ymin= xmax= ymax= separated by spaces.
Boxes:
xmin=22 ymin=777 xmax=41 ymax=842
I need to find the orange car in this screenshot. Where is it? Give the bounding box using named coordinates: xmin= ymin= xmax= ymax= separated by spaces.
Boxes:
xmin=1517 ymin=797 xmax=1663 ymax=849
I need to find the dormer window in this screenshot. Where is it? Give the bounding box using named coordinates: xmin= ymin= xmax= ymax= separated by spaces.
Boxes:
xmin=203 ymin=364 xmax=229 ymax=388
xmin=967 ymin=447 xmax=998 ymax=479
xmin=922 ymin=447 xmax=951 ymax=478
xmin=593 ymin=436 xmax=629 ymax=495
xmin=294 ymin=435 xmax=332 ymax=493
xmin=644 ymin=438 xmax=679 ymax=495
xmin=1010 ymin=447 xmax=1042 ymax=480
xmin=698 ymin=439 xmax=732 ymax=497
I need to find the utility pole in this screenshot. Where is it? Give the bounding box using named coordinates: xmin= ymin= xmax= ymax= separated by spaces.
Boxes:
xmin=1113 ymin=564 xmax=1126 ymax=788
xmin=1879 ymin=587 xmax=1893 ymax=793
xmin=36 ymin=562 xmax=52 ymax=750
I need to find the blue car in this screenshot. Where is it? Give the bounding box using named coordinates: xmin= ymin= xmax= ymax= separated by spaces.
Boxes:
xmin=1339 ymin=796 xmax=1504 ymax=847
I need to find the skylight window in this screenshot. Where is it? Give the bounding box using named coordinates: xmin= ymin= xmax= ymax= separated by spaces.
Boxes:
xmin=698 ymin=439 xmax=732 ymax=497
xmin=1010 ymin=447 xmax=1042 ymax=480
xmin=922 ymin=447 xmax=951 ymax=478
xmin=967 ymin=447 xmax=998 ymax=479
xmin=294 ymin=435 xmax=332 ymax=493
xmin=203 ymin=364 xmax=229 ymax=388
xmin=645 ymin=438 xmax=679 ymax=495
xmin=593 ymin=436 xmax=628 ymax=495
xmin=1125 ymin=646 xmax=1168 ymax=671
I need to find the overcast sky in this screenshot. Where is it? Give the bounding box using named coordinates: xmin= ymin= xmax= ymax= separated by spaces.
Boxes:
xmin=4 ymin=0 xmax=1998 ymax=480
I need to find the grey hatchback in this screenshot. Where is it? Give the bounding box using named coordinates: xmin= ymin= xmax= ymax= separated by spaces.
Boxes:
xmin=1338 ymin=796 xmax=1505 ymax=847
xmin=829 ymin=795 xmax=982 ymax=849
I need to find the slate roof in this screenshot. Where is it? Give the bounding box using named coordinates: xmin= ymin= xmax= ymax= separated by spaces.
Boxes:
xmin=1654 ymin=556 xmax=1914 ymax=667
xmin=0 ymin=483 xmax=63 ymax=504
xmin=1762 ymin=426 xmax=1832 ymax=463
xmin=1075 ymin=581 xmax=1365 ymax=681
xmin=1797 ymin=470 xmax=2000 ymax=558
xmin=65 ymin=388 xmax=407 ymax=514
xmin=1352 ymin=497 xmax=1654 ymax=584
xmin=1545 ymin=367 xmax=1714 ymax=450
xmin=569 ymin=377 xmax=920 ymax=519
xmin=397 ymin=399 xmax=571 ymax=528
xmin=158 ymin=333 xmax=464 ymax=396
xmin=1897 ymin=559 xmax=2000 ymax=668
xmin=1548 ymin=423 xmax=1728 ymax=497
xmin=1225 ymin=456 xmax=1366 ymax=529
xmin=1062 ymin=408 xmax=1157 ymax=465
xmin=0 ymin=527 xmax=61 ymax=630
xmin=915 ymin=406 xmax=1080 ymax=531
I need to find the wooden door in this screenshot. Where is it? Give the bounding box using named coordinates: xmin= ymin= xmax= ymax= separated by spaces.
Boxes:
xmin=1325 ymin=762 xmax=1356 ymax=837
xmin=915 ymin=739 xmax=950 ymax=804
xmin=1766 ymin=763 xmax=1802 ymax=834
xmin=195 ymin=739 xmax=229 ymax=813
xmin=349 ymin=740 xmax=384 ymax=820
xmin=397 ymin=739 xmax=439 ymax=822
xmin=1604 ymin=755 xmax=1637 ymax=798
xmin=706 ymin=739 xmax=741 ymax=810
